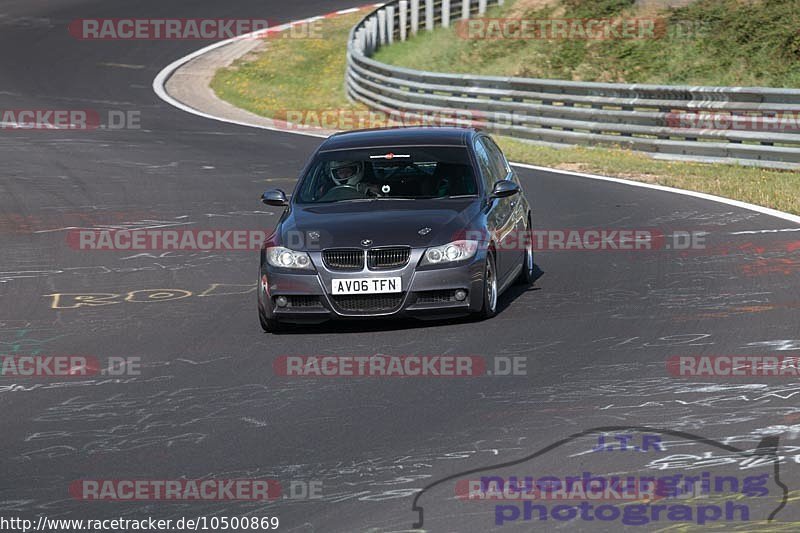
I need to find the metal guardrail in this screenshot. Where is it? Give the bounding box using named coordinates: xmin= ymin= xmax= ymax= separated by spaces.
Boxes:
xmin=345 ymin=0 xmax=800 ymax=168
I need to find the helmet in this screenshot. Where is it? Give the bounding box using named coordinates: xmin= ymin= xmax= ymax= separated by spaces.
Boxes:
xmin=329 ymin=160 xmax=364 ymax=186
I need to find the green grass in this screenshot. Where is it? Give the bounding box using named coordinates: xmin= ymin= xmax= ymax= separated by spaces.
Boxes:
xmin=210 ymin=4 xmax=800 ymax=215
xmin=211 ymin=12 xmax=365 ymax=116
xmin=496 ymin=138 xmax=800 ymax=215
xmin=373 ymin=0 xmax=800 ymax=86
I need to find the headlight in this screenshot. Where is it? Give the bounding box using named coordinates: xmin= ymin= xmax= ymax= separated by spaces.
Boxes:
xmin=266 ymin=246 xmax=314 ymax=270
xmin=420 ymin=240 xmax=478 ymax=266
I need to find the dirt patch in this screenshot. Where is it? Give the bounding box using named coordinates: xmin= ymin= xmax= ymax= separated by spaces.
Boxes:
xmin=553 ymin=162 xmax=585 ymax=172
xmin=506 ymin=0 xmax=562 ymax=17
xmin=615 ymin=172 xmax=663 ymax=183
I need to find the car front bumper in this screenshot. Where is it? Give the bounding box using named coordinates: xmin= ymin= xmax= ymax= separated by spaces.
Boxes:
xmin=258 ymin=249 xmax=487 ymax=323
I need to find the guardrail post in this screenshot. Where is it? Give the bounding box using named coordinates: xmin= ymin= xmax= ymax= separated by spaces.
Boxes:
xmin=378 ymin=10 xmax=387 ymax=47
xmin=442 ymin=0 xmax=451 ymax=27
xmin=367 ymin=17 xmax=377 ymax=54
xmin=425 ymin=0 xmax=434 ymax=31
xmin=399 ymin=0 xmax=408 ymax=41
xmin=411 ymin=0 xmax=419 ymax=35
xmin=355 ymin=28 xmax=365 ymax=54
xmin=478 ymin=0 xmax=487 ymax=15
xmin=361 ymin=23 xmax=369 ymax=54
xmin=386 ymin=5 xmax=395 ymax=44
xmin=462 ymin=0 xmax=470 ymax=19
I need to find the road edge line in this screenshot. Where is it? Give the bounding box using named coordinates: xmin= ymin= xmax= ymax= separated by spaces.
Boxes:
xmin=511 ymin=162 xmax=800 ymax=225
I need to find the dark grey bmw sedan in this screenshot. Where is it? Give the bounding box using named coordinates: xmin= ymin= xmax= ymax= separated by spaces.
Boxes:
xmin=258 ymin=127 xmax=534 ymax=332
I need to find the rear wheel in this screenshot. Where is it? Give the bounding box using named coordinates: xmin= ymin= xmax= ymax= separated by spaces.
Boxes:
xmin=516 ymin=216 xmax=535 ymax=285
xmin=477 ymin=253 xmax=498 ymax=319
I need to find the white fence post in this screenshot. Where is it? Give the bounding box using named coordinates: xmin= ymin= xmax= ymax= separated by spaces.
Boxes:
xmin=368 ymin=17 xmax=377 ymax=54
xmin=425 ymin=0 xmax=434 ymax=31
xmin=356 ymin=28 xmax=365 ymax=54
xmin=442 ymin=0 xmax=451 ymax=28
xmin=478 ymin=0 xmax=487 ymax=15
xmin=378 ymin=10 xmax=387 ymax=46
xmin=386 ymin=5 xmax=395 ymax=44
xmin=411 ymin=0 xmax=419 ymax=35
xmin=462 ymin=0 xmax=470 ymax=19
xmin=399 ymin=0 xmax=408 ymax=41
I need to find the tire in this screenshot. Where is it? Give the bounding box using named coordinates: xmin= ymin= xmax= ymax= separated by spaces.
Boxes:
xmin=259 ymin=305 xmax=284 ymax=333
xmin=258 ymin=278 xmax=284 ymax=333
xmin=516 ymin=216 xmax=535 ymax=285
xmin=477 ymin=252 xmax=498 ymax=319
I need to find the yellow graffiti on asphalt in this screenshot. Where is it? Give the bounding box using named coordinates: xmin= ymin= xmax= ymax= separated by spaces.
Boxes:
xmin=44 ymin=283 xmax=256 ymax=309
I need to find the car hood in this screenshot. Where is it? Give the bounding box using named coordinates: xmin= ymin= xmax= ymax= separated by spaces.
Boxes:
xmin=280 ymin=198 xmax=480 ymax=250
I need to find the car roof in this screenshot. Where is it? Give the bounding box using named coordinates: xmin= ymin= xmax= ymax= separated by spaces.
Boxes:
xmin=318 ymin=126 xmax=478 ymax=152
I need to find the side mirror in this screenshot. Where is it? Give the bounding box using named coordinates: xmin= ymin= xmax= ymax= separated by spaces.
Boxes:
xmin=261 ymin=189 xmax=288 ymax=206
xmin=490 ymin=180 xmax=520 ymax=199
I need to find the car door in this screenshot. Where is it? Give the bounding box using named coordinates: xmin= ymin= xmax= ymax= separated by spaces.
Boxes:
xmin=485 ymin=136 xmax=527 ymax=268
xmin=475 ymin=136 xmax=518 ymax=282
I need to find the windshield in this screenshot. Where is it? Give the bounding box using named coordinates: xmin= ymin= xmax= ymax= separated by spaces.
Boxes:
xmin=294 ymin=146 xmax=477 ymax=204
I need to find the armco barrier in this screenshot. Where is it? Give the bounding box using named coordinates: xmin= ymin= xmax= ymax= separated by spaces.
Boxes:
xmin=345 ymin=0 xmax=800 ymax=168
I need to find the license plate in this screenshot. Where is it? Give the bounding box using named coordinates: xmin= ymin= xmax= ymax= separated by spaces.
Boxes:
xmin=331 ymin=277 xmax=401 ymax=295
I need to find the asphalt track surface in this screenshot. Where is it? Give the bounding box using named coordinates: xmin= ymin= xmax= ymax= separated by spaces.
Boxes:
xmin=1 ymin=1 xmax=799 ymax=532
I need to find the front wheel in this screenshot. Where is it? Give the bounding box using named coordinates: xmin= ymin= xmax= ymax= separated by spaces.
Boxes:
xmin=516 ymin=217 xmax=535 ymax=285
xmin=259 ymin=306 xmax=284 ymax=333
xmin=258 ymin=279 xmax=284 ymax=333
xmin=477 ymin=253 xmax=498 ymax=320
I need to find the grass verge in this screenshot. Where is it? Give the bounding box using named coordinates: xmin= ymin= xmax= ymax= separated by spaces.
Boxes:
xmin=211 ymin=6 xmax=800 ymax=215
xmin=211 ymin=12 xmax=365 ymax=117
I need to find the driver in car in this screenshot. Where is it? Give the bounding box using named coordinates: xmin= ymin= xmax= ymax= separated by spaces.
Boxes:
xmin=327 ymin=160 xmax=381 ymax=196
